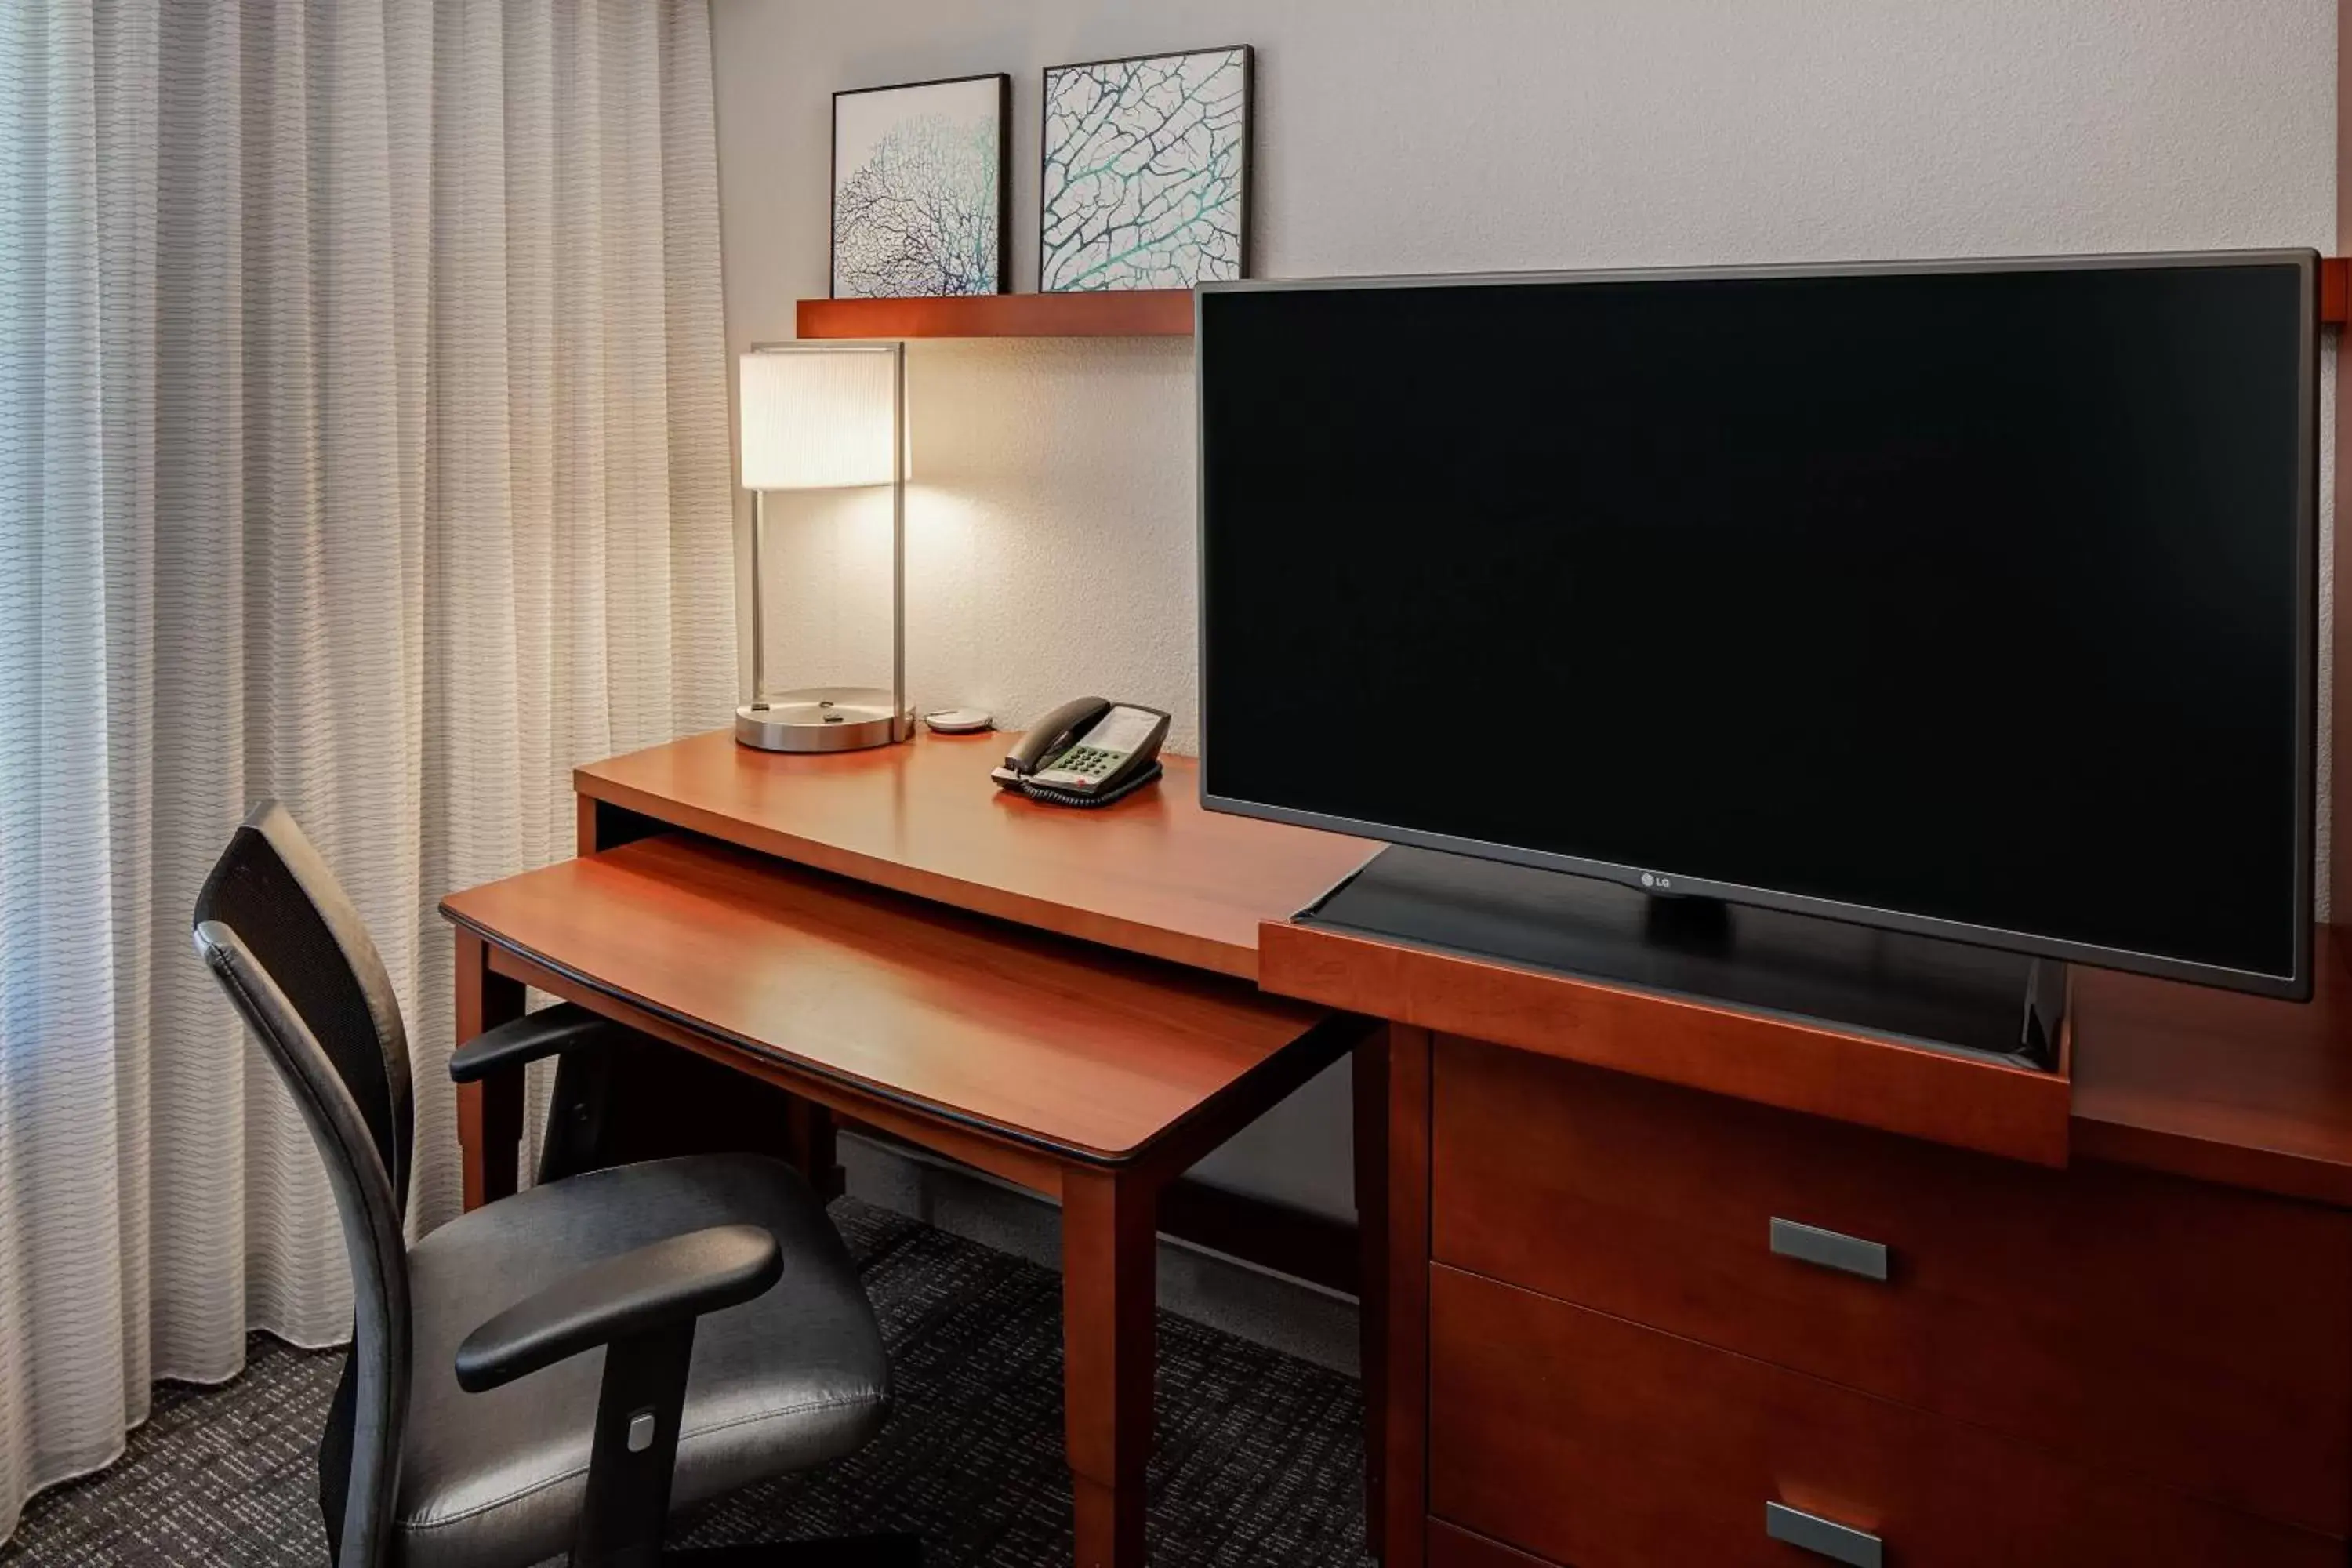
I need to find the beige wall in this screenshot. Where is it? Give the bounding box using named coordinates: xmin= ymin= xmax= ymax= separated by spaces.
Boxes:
xmin=712 ymin=0 xmax=2338 ymax=1219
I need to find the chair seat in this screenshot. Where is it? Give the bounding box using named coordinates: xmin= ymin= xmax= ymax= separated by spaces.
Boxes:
xmin=395 ymin=1153 xmax=891 ymax=1568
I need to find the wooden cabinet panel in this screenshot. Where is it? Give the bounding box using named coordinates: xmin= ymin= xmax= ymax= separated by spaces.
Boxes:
xmin=1258 ymin=919 xmax=2070 ymax=1165
xmin=1431 ymin=1037 xmax=2352 ymax=1535
xmin=1428 ymin=1521 xmax=1556 ymax=1568
xmin=1429 ymin=1266 xmax=2339 ymax=1568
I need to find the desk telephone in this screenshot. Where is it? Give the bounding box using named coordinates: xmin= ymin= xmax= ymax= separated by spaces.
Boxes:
xmin=992 ymin=698 xmax=1171 ymax=807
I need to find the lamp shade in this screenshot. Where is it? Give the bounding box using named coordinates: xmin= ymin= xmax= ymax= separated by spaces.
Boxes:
xmin=738 ymin=346 xmax=898 ymax=490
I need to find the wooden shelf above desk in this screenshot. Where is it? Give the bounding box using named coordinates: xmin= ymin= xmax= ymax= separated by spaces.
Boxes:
xmin=796 ymin=289 xmax=1194 ymax=339
xmin=798 ymin=265 xmax=2352 ymax=336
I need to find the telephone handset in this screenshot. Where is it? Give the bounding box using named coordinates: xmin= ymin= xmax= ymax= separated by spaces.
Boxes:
xmin=991 ymin=697 xmax=1171 ymax=807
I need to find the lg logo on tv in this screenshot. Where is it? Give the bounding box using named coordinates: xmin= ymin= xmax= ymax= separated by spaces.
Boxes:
xmin=1639 ymin=872 xmax=1672 ymax=891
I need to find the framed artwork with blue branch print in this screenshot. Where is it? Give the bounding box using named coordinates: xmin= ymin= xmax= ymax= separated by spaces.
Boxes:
xmin=832 ymin=72 xmax=1011 ymax=299
xmin=1040 ymin=46 xmax=1253 ymax=292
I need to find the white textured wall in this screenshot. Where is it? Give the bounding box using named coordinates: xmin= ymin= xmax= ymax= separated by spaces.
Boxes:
xmin=713 ymin=0 xmax=2338 ymax=1219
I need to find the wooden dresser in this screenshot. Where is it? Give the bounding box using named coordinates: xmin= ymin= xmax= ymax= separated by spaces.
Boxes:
xmin=1267 ymin=916 xmax=2352 ymax=1568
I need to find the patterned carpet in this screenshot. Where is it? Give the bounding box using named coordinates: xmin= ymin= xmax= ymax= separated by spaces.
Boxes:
xmin=2 ymin=1200 xmax=1370 ymax=1567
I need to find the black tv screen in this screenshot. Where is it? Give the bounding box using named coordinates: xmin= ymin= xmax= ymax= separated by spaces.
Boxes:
xmin=1197 ymin=255 xmax=2317 ymax=997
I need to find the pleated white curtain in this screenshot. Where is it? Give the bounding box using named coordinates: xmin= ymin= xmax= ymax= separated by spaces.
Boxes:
xmin=0 ymin=0 xmax=735 ymax=1541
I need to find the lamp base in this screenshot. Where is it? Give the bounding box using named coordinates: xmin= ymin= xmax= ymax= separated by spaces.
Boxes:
xmin=735 ymin=686 xmax=909 ymax=752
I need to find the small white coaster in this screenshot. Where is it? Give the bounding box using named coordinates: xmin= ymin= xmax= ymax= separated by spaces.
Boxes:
xmin=923 ymin=708 xmax=994 ymax=734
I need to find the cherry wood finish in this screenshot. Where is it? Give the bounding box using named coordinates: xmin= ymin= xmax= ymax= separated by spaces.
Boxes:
xmin=786 ymin=1094 xmax=844 ymax=1201
xmin=452 ymin=878 xmax=1363 ymax=1206
xmin=1428 ymin=1266 xmax=2341 ymax=1568
xmin=796 ymin=289 xmax=1194 ymax=339
xmin=1351 ymin=1030 xmax=1390 ymax=1563
xmin=442 ymin=829 xmax=1363 ymax=1568
xmin=1265 ymin=915 xmax=2352 ymax=1206
xmin=536 ymin=721 xmax=2352 ymax=1567
xmin=453 ymin=928 xmax=524 ymax=1210
xmin=1259 ymin=917 xmax=2071 ymax=1166
xmin=1427 ymin=1524 xmax=1552 ymax=1568
xmin=2324 ymin=254 xmax=2349 ymax=325
xmin=1063 ymin=1168 xmax=1157 ymax=1568
xmin=464 ymin=933 xmax=1078 ymax=1200
xmin=2071 ymin=927 xmax=2352 ymax=1206
xmin=1379 ymin=1027 xmax=1435 ymax=1568
xmin=574 ymin=731 xmax=1375 ymax=982
xmin=470 ymin=923 xmax=1162 ymax=1568
xmin=1432 ymin=1037 xmax=2352 ymax=1535
xmin=442 ymin=833 xmax=1331 ymax=1167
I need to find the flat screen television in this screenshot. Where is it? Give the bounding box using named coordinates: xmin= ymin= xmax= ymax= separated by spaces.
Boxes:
xmin=1196 ymin=253 xmax=2318 ymax=1000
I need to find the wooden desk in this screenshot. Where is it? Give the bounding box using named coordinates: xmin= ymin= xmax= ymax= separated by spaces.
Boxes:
xmin=442 ymin=733 xmax=1379 ymax=1568
xmin=571 ymin=726 xmax=1377 ymax=980
xmin=452 ymin=726 xmax=2352 ymax=1568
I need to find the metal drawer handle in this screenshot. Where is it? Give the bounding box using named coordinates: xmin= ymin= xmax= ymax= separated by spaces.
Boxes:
xmin=1769 ymin=1217 xmax=1889 ymax=1282
xmin=1766 ymin=1501 xmax=1883 ymax=1567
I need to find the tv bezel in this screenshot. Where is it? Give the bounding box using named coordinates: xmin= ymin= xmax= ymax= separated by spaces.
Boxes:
xmin=1194 ymin=250 xmax=2320 ymax=1000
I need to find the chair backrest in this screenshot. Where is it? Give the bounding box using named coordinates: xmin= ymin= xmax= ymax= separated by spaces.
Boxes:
xmin=192 ymin=801 xmax=413 ymax=1568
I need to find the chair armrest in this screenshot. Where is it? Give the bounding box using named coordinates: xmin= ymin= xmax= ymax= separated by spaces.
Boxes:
xmin=448 ymin=1002 xmax=637 ymax=1083
xmin=454 ymin=1224 xmax=782 ymax=1393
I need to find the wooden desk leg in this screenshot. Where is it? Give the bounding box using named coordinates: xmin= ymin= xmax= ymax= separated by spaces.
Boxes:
xmin=1353 ymin=1028 xmax=1392 ymax=1563
xmin=1381 ymin=1027 xmax=1433 ymax=1568
xmin=1062 ymin=1168 xmax=1156 ymax=1568
xmin=789 ymin=1098 xmax=845 ymax=1200
xmin=455 ymin=928 xmax=526 ymax=1211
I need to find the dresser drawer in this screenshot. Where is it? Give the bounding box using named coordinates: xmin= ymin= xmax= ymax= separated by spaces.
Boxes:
xmin=1430 ymin=1265 xmax=2339 ymax=1568
xmin=1430 ymin=1036 xmax=2352 ymax=1534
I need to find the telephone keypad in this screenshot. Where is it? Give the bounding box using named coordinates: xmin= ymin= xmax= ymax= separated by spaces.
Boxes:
xmin=1057 ymin=746 xmax=1122 ymax=779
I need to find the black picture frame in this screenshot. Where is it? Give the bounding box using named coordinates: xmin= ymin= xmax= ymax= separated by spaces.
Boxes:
xmin=1038 ymin=45 xmax=1254 ymax=293
xmin=830 ymin=71 xmax=1011 ymax=299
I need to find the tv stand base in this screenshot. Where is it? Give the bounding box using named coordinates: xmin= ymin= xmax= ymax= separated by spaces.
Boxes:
xmin=1298 ymin=845 xmax=2063 ymax=1073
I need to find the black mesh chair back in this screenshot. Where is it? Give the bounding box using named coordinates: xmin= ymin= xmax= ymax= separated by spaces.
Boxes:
xmin=192 ymin=800 xmax=414 ymax=1568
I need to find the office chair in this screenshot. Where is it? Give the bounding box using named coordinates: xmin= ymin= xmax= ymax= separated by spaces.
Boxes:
xmin=192 ymin=801 xmax=920 ymax=1568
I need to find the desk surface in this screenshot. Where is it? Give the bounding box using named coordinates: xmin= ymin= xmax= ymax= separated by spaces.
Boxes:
xmin=574 ymin=728 xmax=2352 ymax=1207
xmin=575 ymin=729 xmax=1377 ymax=981
xmin=441 ymin=833 xmax=1332 ymax=1166
xmin=2070 ymin=929 xmax=2352 ymax=1206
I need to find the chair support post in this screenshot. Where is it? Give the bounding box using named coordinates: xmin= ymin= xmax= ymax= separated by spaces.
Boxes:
xmin=571 ymin=1323 xmax=699 ymax=1568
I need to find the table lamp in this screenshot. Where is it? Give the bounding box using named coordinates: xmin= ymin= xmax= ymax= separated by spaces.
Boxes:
xmin=735 ymin=341 xmax=909 ymax=751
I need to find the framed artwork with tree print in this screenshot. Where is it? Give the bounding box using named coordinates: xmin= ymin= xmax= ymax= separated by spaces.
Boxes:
xmin=832 ymin=73 xmax=1011 ymax=299
xmin=1040 ymin=46 xmax=1253 ymax=292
